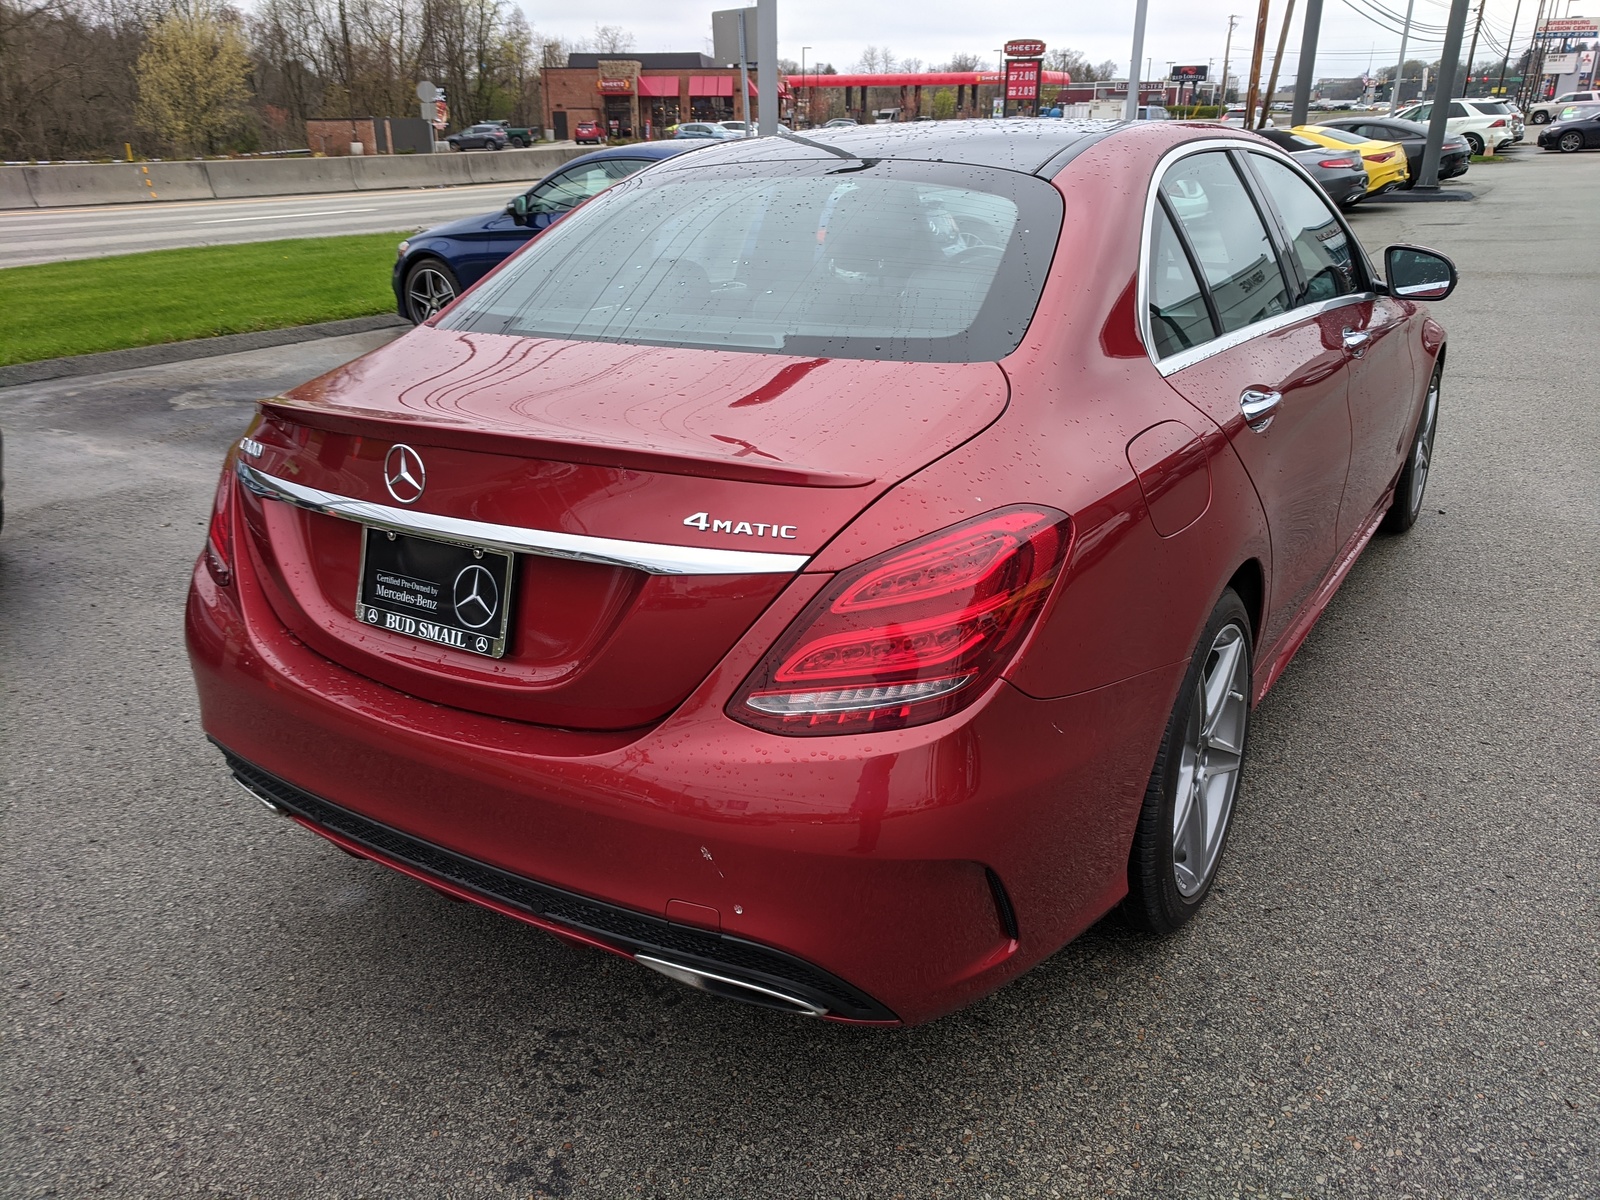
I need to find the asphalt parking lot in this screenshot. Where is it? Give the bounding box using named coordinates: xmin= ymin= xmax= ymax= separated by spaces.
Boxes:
xmin=2 ymin=149 xmax=1596 ymax=1199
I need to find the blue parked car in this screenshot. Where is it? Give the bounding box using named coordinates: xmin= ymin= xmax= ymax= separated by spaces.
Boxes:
xmin=392 ymin=142 xmax=699 ymax=324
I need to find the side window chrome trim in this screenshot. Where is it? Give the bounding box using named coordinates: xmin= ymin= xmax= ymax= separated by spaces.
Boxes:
xmin=235 ymin=461 xmax=811 ymax=576
xmin=1152 ymin=293 xmax=1373 ymax=377
xmin=1137 ymin=138 xmax=1376 ymax=376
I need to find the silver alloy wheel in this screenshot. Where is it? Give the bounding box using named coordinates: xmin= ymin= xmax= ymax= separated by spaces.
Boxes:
xmin=405 ymin=265 xmax=457 ymax=322
xmin=1408 ymin=371 xmax=1440 ymax=517
xmin=1171 ymin=622 xmax=1250 ymax=897
xmin=1559 ymin=131 xmax=1584 ymax=152
xmin=1465 ymin=133 xmax=1484 ymax=155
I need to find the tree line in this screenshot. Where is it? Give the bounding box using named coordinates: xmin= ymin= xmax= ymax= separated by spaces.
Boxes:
xmin=0 ymin=0 xmax=627 ymax=160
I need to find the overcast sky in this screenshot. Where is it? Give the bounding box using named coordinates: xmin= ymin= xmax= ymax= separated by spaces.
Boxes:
xmin=523 ymin=0 xmax=1554 ymax=84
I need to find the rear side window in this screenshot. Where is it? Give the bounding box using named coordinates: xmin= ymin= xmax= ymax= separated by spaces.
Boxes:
xmin=535 ymin=159 xmax=648 ymax=211
xmin=1448 ymin=102 xmax=1470 ymax=118
xmin=1158 ymin=152 xmax=1291 ymax=335
xmin=441 ymin=159 xmax=1064 ymax=362
xmin=1248 ymin=155 xmax=1360 ymax=305
xmin=1478 ymin=102 xmax=1510 ymax=115
xmin=1147 ymin=206 xmax=1215 ymax=357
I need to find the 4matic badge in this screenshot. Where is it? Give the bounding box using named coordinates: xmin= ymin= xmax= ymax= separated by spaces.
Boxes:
xmin=682 ymin=512 xmax=798 ymax=539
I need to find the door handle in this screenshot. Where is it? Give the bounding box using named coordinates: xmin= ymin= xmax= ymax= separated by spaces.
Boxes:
xmin=1240 ymin=388 xmax=1282 ymax=433
xmin=1342 ymin=327 xmax=1372 ymax=356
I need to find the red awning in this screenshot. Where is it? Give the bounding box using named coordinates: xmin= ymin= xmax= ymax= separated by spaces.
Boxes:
xmin=688 ymin=75 xmax=733 ymax=97
xmin=637 ymin=75 xmax=679 ymax=98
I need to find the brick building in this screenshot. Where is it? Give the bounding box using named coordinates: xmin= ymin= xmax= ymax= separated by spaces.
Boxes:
xmin=542 ymin=52 xmax=783 ymax=140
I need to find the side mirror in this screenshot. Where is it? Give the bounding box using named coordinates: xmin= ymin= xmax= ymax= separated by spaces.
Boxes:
xmin=507 ymin=194 xmax=530 ymax=226
xmin=1383 ymin=244 xmax=1458 ymax=301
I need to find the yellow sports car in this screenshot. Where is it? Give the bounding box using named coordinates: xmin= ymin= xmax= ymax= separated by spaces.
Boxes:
xmin=1290 ymin=124 xmax=1409 ymax=199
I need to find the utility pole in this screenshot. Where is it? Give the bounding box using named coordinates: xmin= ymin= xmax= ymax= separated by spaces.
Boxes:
xmin=1260 ymin=0 xmax=1298 ymax=126
xmin=1519 ymin=0 xmax=1549 ymax=108
xmin=1390 ymin=0 xmax=1417 ymax=113
xmin=1290 ymin=0 xmax=1324 ymax=123
xmin=1220 ymin=15 xmax=1240 ymax=111
xmin=1244 ymin=0 xmax=1272 ymax=129
xmin=1124 ymin=0 xmax=1152 ymax=120
xmin=1496 ymin=0 xmax=1525 ymax=96
xmin=1417 ymin=0 xmax=1472 ymax=188
xmin=1464 ymin=0 xmax=1489 ymax=93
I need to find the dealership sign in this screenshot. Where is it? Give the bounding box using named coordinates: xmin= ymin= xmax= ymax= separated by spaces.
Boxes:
xmin=1005 ymin=39 xmax=1046 ymax=58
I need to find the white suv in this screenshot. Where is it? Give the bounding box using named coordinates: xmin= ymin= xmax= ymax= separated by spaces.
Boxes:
xmin=1396 ymin=98 xmax=1523 ymax=154
xmin=1528 ymin=90 xmax=1600 ymax=125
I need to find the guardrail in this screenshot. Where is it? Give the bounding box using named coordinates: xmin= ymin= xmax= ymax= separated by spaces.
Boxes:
xmin=0 ymin=145 xmax=586 ymax=210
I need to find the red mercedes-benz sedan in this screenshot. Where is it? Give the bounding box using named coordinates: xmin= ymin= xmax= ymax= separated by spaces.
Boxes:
xmin=188 ymin=121 xmax=1455 ymax=1026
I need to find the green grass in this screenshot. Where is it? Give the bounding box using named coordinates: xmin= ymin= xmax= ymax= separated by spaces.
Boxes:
xmin=0 ymin=232 xmax=409 ymax=366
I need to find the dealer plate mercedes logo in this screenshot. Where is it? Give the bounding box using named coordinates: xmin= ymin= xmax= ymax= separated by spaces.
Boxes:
xmin=383 ymin=444 xmax=426 ymax=504
xmin=452 ymin=564 xmax=500 ymax=629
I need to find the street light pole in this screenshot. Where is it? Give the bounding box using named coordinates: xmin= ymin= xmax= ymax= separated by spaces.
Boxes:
xmin=1124 ymin=0 xmax=1151 ymax=120
xmin=801 ymin=45 xmax=810 ymax=126
xmin=1290 ymin=0 xmax=1325 ymax=125
xmin=1390 ymin=0 xmax=1417 ymax=114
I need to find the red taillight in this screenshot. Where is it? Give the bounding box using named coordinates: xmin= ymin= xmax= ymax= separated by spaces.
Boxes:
xmin=1363 ymin=151 xmax=1394 ymax=163
xmin=1489 ymin=118 xmax=1506 ymax=127
xmin=1318 ymin=157 xmax=1358 ymax=168
xmin=730 ymin=507 xmax=1072 ymax=736
xmin=204 ymin=465 xmax=235 ymax=586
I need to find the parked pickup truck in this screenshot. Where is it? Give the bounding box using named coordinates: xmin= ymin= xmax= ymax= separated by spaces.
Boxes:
xmin=485 ymin=120 xmax=536 ymax=148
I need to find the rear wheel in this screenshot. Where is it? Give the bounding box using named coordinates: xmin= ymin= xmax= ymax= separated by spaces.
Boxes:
xmin=402 ymin=258 xmax=460 ymax=324
xmin=511 ymin=136 xmax=527 ymax=148
xmin=1382 ymin=362 xmax=1441 ymax=535
xmin=1558 ymin=131 xmax=1585 ymax=153
xmin=1531 ymin=110 xmax=1550 ymax=125
xmin=1464 ymin=132 xmax=1485 ymax=155
xmin=1125 ymin=591 xmax=1253 ymax=934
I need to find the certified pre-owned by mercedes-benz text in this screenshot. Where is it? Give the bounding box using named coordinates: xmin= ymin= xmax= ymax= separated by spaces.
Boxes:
xmin=188 ymin=120 xmax=1456 ymax=1025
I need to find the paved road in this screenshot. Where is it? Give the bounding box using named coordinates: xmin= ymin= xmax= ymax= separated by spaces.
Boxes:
xmin=2 ymin=154 xmax=1597 ymax=1199
xmin=0 ymin=177 xmax=548 ymax=269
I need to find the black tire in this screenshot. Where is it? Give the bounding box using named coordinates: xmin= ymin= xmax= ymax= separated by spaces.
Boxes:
xmin=511 ymin=136 xmax=527 ymax=148
xmin=1125 ymin=590 xmax=1253 ymax=935
xmin=1558 ymin=131 xmax=1584 ymax=153
xmin=401 ymin=257 xmax=460 ymax=325
xmin=1382 ymin=361 xmax=1441 ymax=535
xmin=1464 ymin=132 xmax=1484 ymax=156
xmin=490 ymin=139 xmax=504 ymax=150
xmin=1531 ymin=110 xmax=1550 ymax=125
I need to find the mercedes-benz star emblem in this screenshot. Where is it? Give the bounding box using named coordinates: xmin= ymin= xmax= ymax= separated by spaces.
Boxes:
xmin=383 ymin=444 xmax=426 ymax=504
xmin=452 ymin=564 xmax=499 ymax=630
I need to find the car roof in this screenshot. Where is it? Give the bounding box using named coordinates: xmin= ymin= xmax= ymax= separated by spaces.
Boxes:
xmin=658 ymin=118 xmax=1127 ymax=175
xmin=561 ymin=142 xmax=695 ymax=170
xmin=1321 ymin=116 xmax=1428 ymax=136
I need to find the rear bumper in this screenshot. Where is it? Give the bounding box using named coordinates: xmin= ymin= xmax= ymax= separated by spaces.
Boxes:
xmin=225 ymin=749 xmax=896 ymax=1021
xmin=186 ymin=515 xmax=1179 ymax=1024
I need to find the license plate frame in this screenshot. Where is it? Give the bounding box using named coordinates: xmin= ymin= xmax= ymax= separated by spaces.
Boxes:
xmin=355 ymin=527 xmax=515 ymax=659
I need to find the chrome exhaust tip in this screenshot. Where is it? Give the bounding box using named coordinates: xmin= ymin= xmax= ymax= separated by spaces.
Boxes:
xmin=635 ymin=954 xmax=828 ymax=1018
xmin=233 ymin=776 xmax=284 ymax=815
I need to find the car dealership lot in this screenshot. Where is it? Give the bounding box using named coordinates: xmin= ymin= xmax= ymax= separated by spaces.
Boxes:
xmin=2 ymin=152 xmax=1596 ymax=1198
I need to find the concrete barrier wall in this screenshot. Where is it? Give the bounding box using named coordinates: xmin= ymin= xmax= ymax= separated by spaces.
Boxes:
xmin=0 ymin=145 xmax=590 ymax=210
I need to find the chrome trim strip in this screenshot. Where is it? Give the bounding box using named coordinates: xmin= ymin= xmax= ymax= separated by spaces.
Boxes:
xmin=1137 ymin=137 xmax=1378 ymax=378
xmin=236 ymin=461 xmax=810 ymax=576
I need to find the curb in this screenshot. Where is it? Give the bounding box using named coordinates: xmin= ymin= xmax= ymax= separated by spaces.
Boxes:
xmin=0 ymin=313 xmax=409 ymax=389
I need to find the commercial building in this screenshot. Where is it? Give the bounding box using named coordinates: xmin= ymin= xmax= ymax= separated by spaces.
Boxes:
xmin=542 ymin=52 xmax=787 ymax=140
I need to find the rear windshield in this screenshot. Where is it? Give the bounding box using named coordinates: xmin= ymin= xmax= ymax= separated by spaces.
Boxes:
xmin=438 ymin=158 xmax=1064 ymax=362
xmin=1312 ymin=126 xmax=1370 ymax=146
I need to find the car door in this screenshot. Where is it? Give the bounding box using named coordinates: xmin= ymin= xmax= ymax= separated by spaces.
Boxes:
xmin=1244 ymin=150 xmax=1415 ymax=547
xmin=1147 ymin=149 xmax=1353 ymax=646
